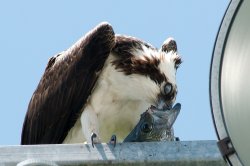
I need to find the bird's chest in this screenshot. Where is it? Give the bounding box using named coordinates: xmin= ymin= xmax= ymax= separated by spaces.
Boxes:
xmin=90 ymin=89 xmax=149 ymax=142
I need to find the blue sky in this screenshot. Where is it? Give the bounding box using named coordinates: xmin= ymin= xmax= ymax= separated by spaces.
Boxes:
xmin=0 ymin=0 xmax=228 ymax=145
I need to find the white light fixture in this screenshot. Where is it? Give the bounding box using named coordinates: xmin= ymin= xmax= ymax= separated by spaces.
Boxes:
xmin=210 ymin=0 xmax=250 ymax=165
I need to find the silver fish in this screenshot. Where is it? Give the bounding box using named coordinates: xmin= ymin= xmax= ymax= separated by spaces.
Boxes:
xmin=123 ymin=103 xmax=181 ymax=142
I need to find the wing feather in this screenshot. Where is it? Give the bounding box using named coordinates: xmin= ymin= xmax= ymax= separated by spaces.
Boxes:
xmin=21 ymin=22 xmax=115 ymax=144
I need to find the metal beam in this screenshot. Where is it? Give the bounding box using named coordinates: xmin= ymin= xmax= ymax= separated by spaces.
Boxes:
xmin=0 ymin=140 xmax=226 ymax=166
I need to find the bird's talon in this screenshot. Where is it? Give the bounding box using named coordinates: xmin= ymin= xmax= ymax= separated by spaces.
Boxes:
xmin=91 ymin=133 xmax=97 ymax=148
xmin=109 ymin=134 xmax=117 ymax=148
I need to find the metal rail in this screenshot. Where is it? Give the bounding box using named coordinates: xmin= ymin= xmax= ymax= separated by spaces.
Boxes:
xmin=0 ymin=141 xmax=226 ymax=166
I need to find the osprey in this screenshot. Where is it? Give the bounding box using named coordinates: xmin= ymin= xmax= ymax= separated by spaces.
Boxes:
xmin=21 ymin=22 xmax=182 ymax=145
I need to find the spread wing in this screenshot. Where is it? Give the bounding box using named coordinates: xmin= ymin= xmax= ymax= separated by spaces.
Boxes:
xmin=21 ymin=22 xmax=115 ymax=144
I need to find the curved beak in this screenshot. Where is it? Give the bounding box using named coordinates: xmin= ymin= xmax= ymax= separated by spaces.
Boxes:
xmin=156 ymin=95 xmax=174 ymax=110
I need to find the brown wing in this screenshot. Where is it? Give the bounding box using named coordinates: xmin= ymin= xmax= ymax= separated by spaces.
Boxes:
xmin=21 ymin=22 xmax=115 ymax=144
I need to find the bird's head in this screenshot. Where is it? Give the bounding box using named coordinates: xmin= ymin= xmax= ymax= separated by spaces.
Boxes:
xmin=111 ymin=35 xmax=182 ymax=109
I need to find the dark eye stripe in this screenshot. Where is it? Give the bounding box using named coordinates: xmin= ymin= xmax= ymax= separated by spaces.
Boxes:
xmin=112 ymin=54 xmax=167 ymax=84
xmin=111 ymin=35 xmax=172 ymax=85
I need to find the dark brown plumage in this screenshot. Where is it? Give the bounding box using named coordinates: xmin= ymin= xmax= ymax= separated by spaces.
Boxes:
xmin=162 ymin=39 xmax=177 ymax=53
xmin=21 ymin=23 xmax=115 ymax=144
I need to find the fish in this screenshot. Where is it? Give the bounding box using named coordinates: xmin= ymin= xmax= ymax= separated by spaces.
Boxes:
xmin=123 ymin=103 xmax=181 ymax=142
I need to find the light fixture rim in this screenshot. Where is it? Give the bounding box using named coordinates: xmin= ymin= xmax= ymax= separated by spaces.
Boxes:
xmin=209 ymin=0 xmax=243 ymax=165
